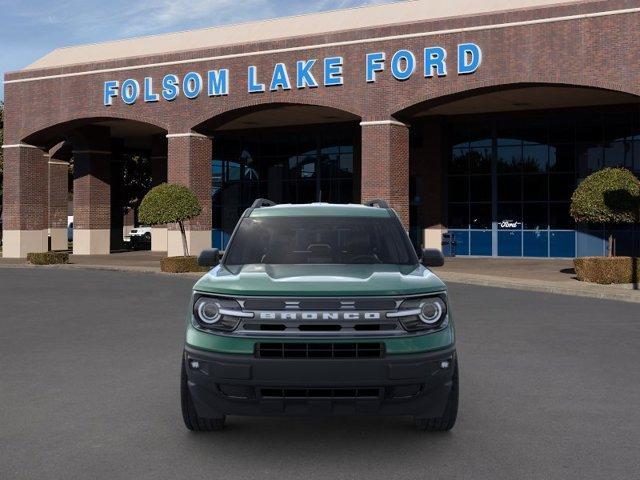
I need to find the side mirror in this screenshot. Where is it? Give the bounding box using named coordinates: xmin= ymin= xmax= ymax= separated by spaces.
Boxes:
xmin=197 ymin=248 xmax=220 ymax=267
xmin=420 ymin=248 xmax=445 ymax=267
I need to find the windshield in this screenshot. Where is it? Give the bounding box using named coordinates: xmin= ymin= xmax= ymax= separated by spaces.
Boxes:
xmin=223 ymin=215 xmax=418 ymax=268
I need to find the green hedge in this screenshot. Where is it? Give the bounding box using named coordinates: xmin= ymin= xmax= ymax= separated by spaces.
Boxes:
xmin=574 ymin=256 xmax=640 ymax=284
xmin=27 ymin=252 xmax=69 ymax=265
xmin=160 ymin=256 xmax=208 ymax=273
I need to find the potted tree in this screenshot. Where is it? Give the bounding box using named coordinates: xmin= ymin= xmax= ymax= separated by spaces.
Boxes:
xmin=139 ymin=183 xmax=208 ymax=273
xmin=570 ymin=168 xmax=640 ymax=285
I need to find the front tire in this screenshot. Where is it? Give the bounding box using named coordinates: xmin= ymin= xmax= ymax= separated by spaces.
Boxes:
xmin=181 ymin=359 xmax=226 ymax=432
xmin=415 ymin=361 xmax=459 ymax=432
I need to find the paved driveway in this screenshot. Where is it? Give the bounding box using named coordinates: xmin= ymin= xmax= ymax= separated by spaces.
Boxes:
xmin=1 ymin=268 xmax=639 ymax=480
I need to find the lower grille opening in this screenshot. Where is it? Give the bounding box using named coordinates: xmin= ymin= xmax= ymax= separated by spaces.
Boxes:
xmin=298 ymin=324 xmax=342 ymax=332
xmin=256 ymin=342 xmax=385 ymax=359
xmin=243 ymin=323 xmax=287 ymax=331
xmin=260 ymin=387 xmax=383 ymax=399
xmin=353 ymin=323 xmax=397 ymax=331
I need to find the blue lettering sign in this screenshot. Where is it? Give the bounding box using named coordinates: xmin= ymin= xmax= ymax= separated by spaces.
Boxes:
xmin=161 ymin=74 xmax=179 ymax=101
xmin=207 ymin=69 xmax=229 ymax=96
xmin=366 ymin=52 xmax=385 ymax=83
xmin=270 ymin=63 xmax=292 ymax=91
xmin=324 ymin=57 xmax=343 ymax=86
xmin=101 ymin=44 xmax=483 ymax=105
xmin=424 ymin=47 xmax=447 ymax=77
xmin=296 ymin=60 xmax=318 ymax=89
xmin=144 ymin=77 xmax=159 ymax=102
xmin=121 ymin=78 xmax=139 ymax=105
xmin=390 ymin=50 xmax=416 ymax=81
xmin=103 ymin=80 xmax=119 ymax=106
xmin=247 ymin=66 xmax=265 ymax=93
xmin=183 ymin=72 xmax=203 ymax=99
xmin=458 ymin=43 xmax=482 ymax=75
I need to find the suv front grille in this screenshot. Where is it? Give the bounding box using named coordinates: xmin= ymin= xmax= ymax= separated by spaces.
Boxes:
xmin=255 ymin=342 xmax=384 ymax=359
xmin=260 ymin=387 xmax=383 ymax=399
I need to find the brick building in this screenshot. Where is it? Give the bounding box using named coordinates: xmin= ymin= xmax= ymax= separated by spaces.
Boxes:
xmin=2 ymin=0 xmax=640 ymax=258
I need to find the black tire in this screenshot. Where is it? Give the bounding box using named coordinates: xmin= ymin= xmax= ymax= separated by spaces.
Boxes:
xmin=415 ymin=361 xmax=459 ymax=432
xmin=181 ymin=359 xmax=226 ymax=432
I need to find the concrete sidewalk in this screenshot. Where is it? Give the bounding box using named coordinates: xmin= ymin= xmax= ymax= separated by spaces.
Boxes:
xmin=432 ymin=257 xmax=640 ymax=303
xmin=1 ymin=251 xmax=639 ymax=303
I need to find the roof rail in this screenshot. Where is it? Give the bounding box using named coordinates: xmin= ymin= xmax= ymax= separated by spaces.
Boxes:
xmin=364 ymin=199 xmax=389 ymax=209
xmin=251 ymin=198 xmax=276 ymax=208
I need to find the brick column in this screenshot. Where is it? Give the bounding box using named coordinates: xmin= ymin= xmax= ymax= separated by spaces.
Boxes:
xmin=48 ymin=144 xmax=70 ymax=251
xmin=1 ymin=143 xmax=49 ymax=258
xmin=166 ymin=133 xmax=212 ymax=257
xmin=360 ymin=120 xmax=410 ymax=228
xmin=71 ymin=127 xmax=112 ymax=255
xmin=150 ymin=134 xmax=168 ymax=252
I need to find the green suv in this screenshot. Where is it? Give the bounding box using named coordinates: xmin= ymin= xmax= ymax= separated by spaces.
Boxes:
xmin=181 ymin=200 xmax=457 ymax=431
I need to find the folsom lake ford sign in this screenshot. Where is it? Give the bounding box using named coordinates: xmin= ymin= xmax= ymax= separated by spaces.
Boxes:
xmin=103 ymin=43 xmax=482 ymax=106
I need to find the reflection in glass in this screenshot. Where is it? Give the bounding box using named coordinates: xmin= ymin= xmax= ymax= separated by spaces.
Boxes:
xmin=497 ymin=145 xmax=522 ymax=173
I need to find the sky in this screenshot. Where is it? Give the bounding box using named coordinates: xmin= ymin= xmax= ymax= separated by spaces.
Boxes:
xmin=0 ymin=0 xmax=400 ymax=100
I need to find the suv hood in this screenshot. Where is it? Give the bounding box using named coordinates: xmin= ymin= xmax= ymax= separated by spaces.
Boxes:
xmin=194 ymin=264 xmax=446 ymax=296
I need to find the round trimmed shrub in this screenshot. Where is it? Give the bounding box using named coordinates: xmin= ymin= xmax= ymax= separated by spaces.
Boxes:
xmin=139 ymin=183 xmax=202 ymax=256
xmin=570 ymin=168 xmax=640 ymax=224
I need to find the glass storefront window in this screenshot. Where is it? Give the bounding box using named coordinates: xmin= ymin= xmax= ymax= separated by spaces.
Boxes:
xmin=497 ymin=175 xmax=521 ymax=202
xmin=470 ymin=203 xmax=491 ymax=229
xmin=523 ymin=203 xmax=548 ymax=230
xmin=211 ymin=124 xmax=358 ymax=249
xmin=442 ymin=105 xmax=640 ymax=257
xmin=469 ymin=175 xmax=491 ymax=202
xmin=522 ymin=174 xmax=548 ymax=201
xmin=448 ymin=176 xmax=469 ymax=202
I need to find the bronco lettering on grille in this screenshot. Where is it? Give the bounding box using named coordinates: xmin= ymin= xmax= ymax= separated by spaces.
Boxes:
xmin=257 ymin=312 xmax=382 ymax=320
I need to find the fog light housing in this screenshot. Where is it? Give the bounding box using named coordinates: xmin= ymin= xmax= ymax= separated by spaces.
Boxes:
xmin=189 ymin=360 xmax=200 ymax=370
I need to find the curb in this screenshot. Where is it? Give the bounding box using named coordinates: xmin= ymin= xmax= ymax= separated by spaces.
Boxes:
xmin=0 ymin=263 xmax=203 ymax=278
xmin=436 ymin=271 xmax=640 ymax=304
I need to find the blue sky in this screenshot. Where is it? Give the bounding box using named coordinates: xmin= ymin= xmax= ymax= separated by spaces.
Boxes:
xmin=0 ymin=0 xmax=398 ymax=100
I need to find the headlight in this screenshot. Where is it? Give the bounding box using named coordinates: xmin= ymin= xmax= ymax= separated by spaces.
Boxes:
xmin=192 ymin=294 xmax=251 ymax=331
xmin=419 ymin=298 xmax=445 ymax=325
xmin=389 ymin=295 xmax=448 ymax=332
xmin=195 ymin=298 xmax=221 ymax=324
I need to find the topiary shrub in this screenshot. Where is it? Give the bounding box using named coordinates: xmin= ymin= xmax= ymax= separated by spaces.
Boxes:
xmin=570 ymin=168 xmax=640 ymax=256
xmin=27 ymin=251 xmax=69 ymax=265
xmin=160 ymin=256 xmax=208 ymax=273
xmin=574 ymin=256 xmax=639 ymax=284
xmin=139 ymin=183 xmax=202 ymax=257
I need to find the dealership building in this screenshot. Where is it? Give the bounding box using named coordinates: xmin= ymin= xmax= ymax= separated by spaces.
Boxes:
xmin=2 ymin=0 xmax=640 ymax=258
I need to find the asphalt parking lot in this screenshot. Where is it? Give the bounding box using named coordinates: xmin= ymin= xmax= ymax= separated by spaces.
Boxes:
xmin=1 ymin=268 xmax=639 ymax=480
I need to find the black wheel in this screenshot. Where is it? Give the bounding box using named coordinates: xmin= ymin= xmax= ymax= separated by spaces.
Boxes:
xmin=415 ymin=361 xmax=458 ymax=432
xmin=181 ymin=359 xmax=226 ymax=432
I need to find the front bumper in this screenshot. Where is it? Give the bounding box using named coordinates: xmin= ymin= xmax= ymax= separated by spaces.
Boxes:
xmin=184 ymin=344 xmax=456 ymax=418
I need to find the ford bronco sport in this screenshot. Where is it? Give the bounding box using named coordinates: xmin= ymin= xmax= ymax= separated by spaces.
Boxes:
xmin=181 ymin=200 xmax=457 ymax=431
